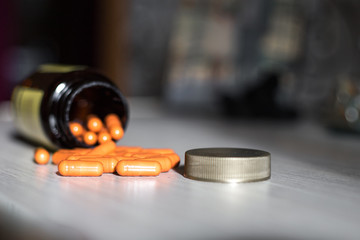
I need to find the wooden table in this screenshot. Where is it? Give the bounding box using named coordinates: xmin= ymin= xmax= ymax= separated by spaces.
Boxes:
xmin=0 ymin=98 xmax=359 ymax=239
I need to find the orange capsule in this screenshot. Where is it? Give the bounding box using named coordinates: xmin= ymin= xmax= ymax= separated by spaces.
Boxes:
xmin=34 ymin=148 xmax=50 ymax=165
xmin=98 ymin=130 xmax=112 ymax=144
xmin=162 ymin=153 xmax=180 ymax=168
xmin=58 ymin=160 xmax=103 ymax=176
xmin=83 ymin=131 xmax=97 ymax=145
xmin=77 ymin=157 xmax=118 ymax=173
xmin=52 ymin=149 xmax=90 ymax=165
xmin=118 ymin=152 xmax=136 ymax=157
xmin=66 ymin=154 xmax=103 ymax=161
xmin=88 ymin=140 xmax=116 ymax=155
xmin=109 ymin=126 xmax=124 ymax=140
xmin=105 ymin=114 xmax=124 ymax=140
xmin=53 ymin=152 xmax=74 ymax=164
xmin=133 ymin=152 xmax=179 ymax=169
xmin=116 ymin=160 xmax=161 ymax=176
xmin=132 ymin=153 xmax=159 ymax=158
xmin=110 ymin=155 xmax=137 ymax=162
xmin=141 ymin=156 xmax=172 ymax=172
xmin=114 ymin=147 xmax=142 ymax=155
xmin=105 ymin=113 xmax=121 ymax=128
xmin=87 ymin=115 xmax=103 ymax=133
xmin=69 ymin=122 xmax=84 ymax=137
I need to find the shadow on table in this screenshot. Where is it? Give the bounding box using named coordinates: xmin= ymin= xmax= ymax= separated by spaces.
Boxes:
xmin=10 ymin=131 xmax=47 ymax=149
xmin=173 ymin=164 xmax=184 ymax=176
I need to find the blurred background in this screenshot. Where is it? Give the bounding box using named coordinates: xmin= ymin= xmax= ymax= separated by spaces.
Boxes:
xmin=1 ymin=0 xmax=360 ymax=132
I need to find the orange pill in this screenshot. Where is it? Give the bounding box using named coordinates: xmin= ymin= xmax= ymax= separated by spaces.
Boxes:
xmin=141 ymin=156 xmax=172 ymax=172
xmin=88 ymin=140 xmax=116 ymax=155
xmin=109 ymin=126 xmax=124 ymax=140
xmin=66 ymin=154 xmax=103 ymax=161
xmin=83 ymin=131 xmax=97 ymax=145
xmin=110 ymin=155 xmax=137 ymax=162
xmin=132 ymin=152 xmax=179 ymax=169
xmin=105 ymin=114 xmax=124 ymax=140
xmin=116 ymin=160 xmax=161 ymax=176
xmin=98 ymin=130 xmax=112 ymax=144
xmin=87 ymin=115 xmax=103 ymax=133
xmin=118 ymin=152 xmax=136 ymax=157
xmin=132 ymin=153 xmax=159 ymax=158
xmin=58 ymin=160 xmax=103 ymax=176
xmin=52 ymin=152 xmax=74 ymax=165
xmin=162 ymin=153 xmax=180 ymax=168
xmin=105 ymin=113 xmax=121 ymax=128
xmin=52 ymin=149 xmax=90 ymax=165
xmin=77 ymin=157 xmax=118 ymax=173
xmin=115 ymin=146 xmax=142 ymax=152
xmin=69 ymin=122 xmax=84 ymax=137
xmin=34 ymin=148 xmax=50 ymax=165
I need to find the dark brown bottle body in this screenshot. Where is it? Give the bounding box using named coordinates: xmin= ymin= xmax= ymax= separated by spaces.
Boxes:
xmin=12 ymin=65 xmax=128 ymax=149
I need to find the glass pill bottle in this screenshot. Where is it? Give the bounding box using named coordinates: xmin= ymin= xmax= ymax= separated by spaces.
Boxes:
xmin=12 ymin=64 xmax=128 ymax=149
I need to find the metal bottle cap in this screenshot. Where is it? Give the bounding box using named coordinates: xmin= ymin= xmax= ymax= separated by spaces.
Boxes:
xmin=184 ymin=148 xmax=271 ymax=183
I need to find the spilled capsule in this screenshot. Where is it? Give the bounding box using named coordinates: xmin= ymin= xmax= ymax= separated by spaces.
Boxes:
xmin=58 ymin=160 xmax=103 ymax=176
xmin=116 ymin=160 xmax=161 ymax=176
xmin=88 ymin=141 xmax=116 ymax=155
xmin=34 ymin=148 xmax=50 ymax=165
xmin=141 ymin=148 xmax=174 ymax=154
xmin=140 ymin=156 xmax=172 ymax=172
xmin=75 ymin=157 xmax=118 ymax=173
xmin=52 ymin=149 xmax=90 ymax=165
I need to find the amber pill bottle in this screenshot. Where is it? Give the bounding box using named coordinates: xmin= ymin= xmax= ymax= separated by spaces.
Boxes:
xmin=11 ymin=64 xmax=128 ymax=149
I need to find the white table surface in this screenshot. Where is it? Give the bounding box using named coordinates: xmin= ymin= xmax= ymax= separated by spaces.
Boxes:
xmin=0 ymin=98 xmax=360 ymax=239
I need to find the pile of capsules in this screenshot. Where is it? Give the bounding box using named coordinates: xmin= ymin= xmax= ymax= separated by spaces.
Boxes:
xmin=33 ymin=113 xmax=180 ymax=176
xmin=34 ymin=141 xmax=180 ymax=176
xmin=69 ymin=113 xmax=124 ymax=146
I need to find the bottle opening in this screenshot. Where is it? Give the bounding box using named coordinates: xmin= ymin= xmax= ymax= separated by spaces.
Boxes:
xmin=69 ymin=86 xmax=126 ymax=123
xmin=64 ymin=83 xmax=128 ymax=147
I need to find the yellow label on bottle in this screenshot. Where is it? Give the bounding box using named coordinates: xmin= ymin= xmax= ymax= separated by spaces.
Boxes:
xmin=12 ymin=86 xmax=57 ymax=149
xmin=38 ymin=64 xmax=87 ymax=73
